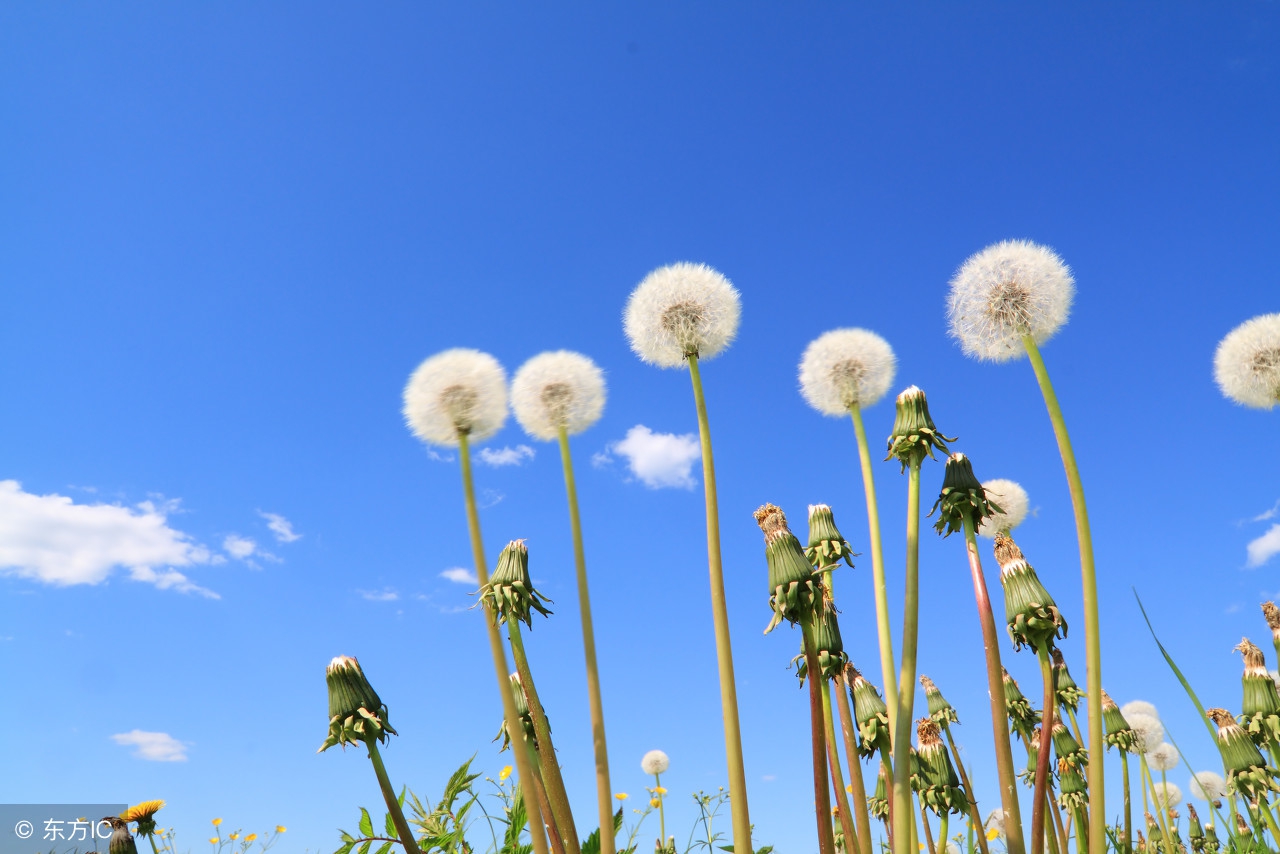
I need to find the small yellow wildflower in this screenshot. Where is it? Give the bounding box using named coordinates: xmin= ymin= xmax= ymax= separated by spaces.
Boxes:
xmin=987 ymin=828 xmax=1001 ymax=841
xmin=654 ymin=786 xmax=667 ymax=795
xmin=499 ymin=765 xmax=513 ymax=781
xmin=209 ymin=838 xmax=219 ymax=845
xmin=121 ymin=801 xmax=166 ymax=823
xmin=845 ymin=784 xmax=853 ymax=793
xmin=276 ymin=826 xmax=287 ymax=833
xmin=615 ymin=793 xmax=628 ymax=801
xmin=244 ymin=833 xmax=257 ymax=842
xmin=230 ymin=833 xmax=240 ymax=840
xmin=650 ymin=798 xmax=660 ymax=808
xmin=212 ymin=818 xmax=223 ymax=827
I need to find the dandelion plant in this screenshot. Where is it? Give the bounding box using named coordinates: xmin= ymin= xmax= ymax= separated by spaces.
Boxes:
xmin=1214 ymin=313 xmax=1280 ymax=409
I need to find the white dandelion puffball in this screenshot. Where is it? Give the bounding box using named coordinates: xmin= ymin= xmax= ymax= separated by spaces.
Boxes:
xmin=798 ymin=328 xmax=898 ymax=415
xmin=624 ymin=262 xmax=741 ymax=368
xmin=1121 ymin=700 xmax=1159 ymax=721
xmin=947 ymin=240 xmax=1075 ymax=362
xmin=1190 ymin=770 xmax=1228 ymax=802
xmin=1126 ymin=713 xmax=1165 ymax=754
xmin=403 ymin=349 xmax=509 ymax=447
xmin=511 ymin=351 xmax=606 ymax=440
xmin=976 ymin=479 xmax=1030 ymax=538
xmin=641 ymin=749 xmax=670 ymax=776
xmin=1153 ymin=782 xmax=1183 ymax=810
xmin=1147 ymin=742 xmax=1179 ymax=772
xmin=1214 ymin=313 xmax=1280 ymax=409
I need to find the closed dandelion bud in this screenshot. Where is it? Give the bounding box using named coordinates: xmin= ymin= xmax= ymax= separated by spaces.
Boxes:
xmin=915 ymin=719 xmax=967 ymax=816
xmin=993 ymin=533 xmax=1067 ymax=652
xmin=869 ymin=764 xmax=890 ymax=820
xmin=755 ymin=504 xmax=820 ymax=634
xmin=805 ymin=504 xmax=856 ymax=571
xmin=1203 ymin=821 xmax=1221 ymax=854
xmin=794 ymin=599 xmax=848 ymax=684
xmin=1052 ymin=648 xmax=1084 ymax=713
xmin=1234 ymin=637 xmax=1280 ymax=745
xmin=1052 ymin=722 xmax=1087 ymax=772
xmin=1002 ymin=668 xmax=1041 ymax=742
xmin=479 ymin=540 xmax=552 ymax=628
xmin=1206 ymin=707 xmax=1280 ymax=800
xmin=931 ymin=453 xmax=1002 ymax=537
xmin=319 ymin=655 xmax=396 ymax=752
xmin=1101 ymin=691 xmax=1138 ymax=752
xmin=885 ymin=386 xmax=954 ymax=471
xmin=1263 ymin=601 xmax=1280 ymax=643
xmin=1187 ymin=804 xmax=1204 ymax=849
xmin=1057 ymin=757 xmax=1088 ymax=813
xmin=920 ymin=675 xmax=959 ymax=726
xmin=1144 ymin=813 xmax=1163 ymax=849
xmin=847 ymin=664 xmax=892 ymax=757
xmin=495 ymin=672 xmax=537 ymax=750
xmin=1019 ymin=727 xmax=1041 ymax=789
xmin=1235 ymin=812 xmax=1252 ymax=842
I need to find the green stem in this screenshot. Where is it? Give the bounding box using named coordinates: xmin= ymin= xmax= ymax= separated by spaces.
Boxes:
xmin=1031 ymin=647 xmax=1057 ymax=854
xmin=850 ymin=405 xmax=899 ymax=730
xmin=556 ymin=426 xmax=615 ymax=854
xmin=365 ymin=737 xmax=424 ymax=854
xmin=507 ymin=619 xmax=581 ymax=854
xmin=458 ymin=433 xmax=550 ymax=854
xmin=526 ymin=740 xmax=567 ymax=854
xmin=1119 ymin=751 xmax=1132 ymax=854
xmin=919 ymin=798 xmax=936 ymax=854
xmin=891 ymin=460 xmax=923 ymax=854
xmin=823 ymin=677 xmax=861 ymax=854
xmin=939 ymin=814 xmax=950 ymax=854
xmin=686 ymin=355 xmax=752 ymax=853
xmin=655 ymin=772 xmax=666 ymax=846
xmin=1042 ymin=795 xmax=1061 ymax=854
xmin=1021 ymin=335 xmax=1104 ymax=854
xmin=803 ymin=623 xmax=838 ymax=854
xmin=835 ymin=672 xmax=876 ymax=854
xmin=1261 ymin=798 xmax=1280 ymax=851
xmin=146 ymin=834 xmax=161 ymax=854
xmin=942 ymin=725 xmax=991 ymax=854
xmin=1137 ymin=756 xmax=1172 ymax=853
xmin=961 ymin=518 xmax=1027 ymax=854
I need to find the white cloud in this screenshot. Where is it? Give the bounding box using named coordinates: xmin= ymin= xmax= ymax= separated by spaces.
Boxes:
xmin=111 ymin=730 xmax=189 ymax=762
xmin=604 ymin=425 xmax=701 ymax=489
xmin=426 ymin=448 xmax=455 ymax=463
xmin=359 ymin=588 xmax=399 ymax=602
xmin=1247 ymin=524 xmax=1280 ymax=568
xmin=223 ymin=535 xmax=257 ymax=559
xmin=1254 ymin=500 xmax=1280 ymax=523
xmin=0 ymin=480 xmax=217 ymax=597
xmin=440 ymin=567 xmax=478 ymax=585
xmin=477 ymin=445 xmax=535 ymax=467
xmin=259 ymin=511 xmax=301 ymax=543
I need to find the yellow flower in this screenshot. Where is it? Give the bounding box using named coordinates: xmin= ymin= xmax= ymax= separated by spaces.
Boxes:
xmin=209 ymin=838 xmax=219 ymax=845
xmin=276 ymin=826 xmax=287 ymax=833
xmin=654 ymin=786 xmax=667 ymax=795
xmin=499 ymin=765 xmax=513 ymax=781
xmin=650 ymin=798 xmax=660 ymax=808
xmin=987 ymin=828 xmax=1001 ymax=841
xmin=212 ymin=819 xmax=223 ymax=827
xmin=121 ymin=801 xmax=166 ymax=823
xmin=230 ymin=833 xmax=240 ymax=840
xmin=244 ymin=834 xmax=257 ymax=842
xmin=615 ymin=793 xmax=628 ymax=801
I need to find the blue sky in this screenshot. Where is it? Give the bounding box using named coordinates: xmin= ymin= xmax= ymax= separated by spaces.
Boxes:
xmin=2 ymin=3 xmax=1278 ymax=852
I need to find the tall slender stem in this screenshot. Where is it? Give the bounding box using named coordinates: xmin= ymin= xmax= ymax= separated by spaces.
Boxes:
xmin=1021 ymin=336 xmax=1104 ymax=854
xmin=803 ymin=624 xmax=838 ymax=854
xmin=850 ymin=405 xmax=899 ymax=729
xmin=836 ymin=674 xmax=876 ymax=854
xmin=686 ymin=355 xmax=752 ymax=853
xmin=938 ymin=813 xmax=950 ymax=854
xmin=365 ymin=737 xmax=424 ymax=854
xmin=942 ymin=725 xmax=991 ymax=854
xmin=891 ymin=460 xmax=923 ymax=854
xmin=458 ymin=433 xmax=550 ymax=854
xmin=526 ymin=741 xmax=567 ymax=854
xmin=919 ymin=799 xmax=936 ymax=854
xmin=823 ymin=678 xmax=861 ymax=854
xmin=1137 ymin=757 xmax=1172 ymax=851
xmin=961 ymin=520 xmax=1026 ymax=854
xmin=1261 ymin=798 xmax=1280 ymax=850
xmin=556 ymin=426 xmax=615 ymax=854
xmin=655 ymin=772 xmax=666 ymax=846
xmin=1031 ymin=647 xmax=1057 ymax=854
xmin=1119 ymin=751 xmax=1132 ymax=854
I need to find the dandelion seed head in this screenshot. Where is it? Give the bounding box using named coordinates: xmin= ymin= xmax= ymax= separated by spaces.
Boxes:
xmin=798 ymin=328 xmax=898 ymax=415
xmin=1189 ymin=770 xmax=1227 ymax=802
xmin=641 ymin=749 xmax=670 ymax=776
xmin=1153 ymin=781 xmax=1183 ymax=810
xmin=1214 ymin=313 xmax=1280 ymax=409
xmin=947 ymin=240 xmax=1075 ymax=362
xmin=976 ymin=479 xmax=1030 ymax=538
xmin=624 ymin=262 xmax=741 ymax=368
xmin=1147 ymin=742 xmax=1179 ymax=772
xmin=1126 ymin=713 xmax=1165 ymax=753
xmin=511 ymin=351 xmax=606 ymax=440
xmin=1121 ymin=700 xmax=1159 ymax=720
xmin=403 ymin=349 xmax=508 ymax=447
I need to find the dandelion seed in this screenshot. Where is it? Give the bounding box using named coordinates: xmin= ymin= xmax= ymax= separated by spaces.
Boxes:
xmin=1146 ymin=742 xmax=1179 ymax=772
xmin=947 ymin=240 xmax=1075 ymax=362
xmin=641 ymin=750 xmax=670 ymax=775
xmin=624 ymin=262 xmax=741 ymax=368
xmin=1126 ymin=713 xmax=1165 ymax=754
xmin=511 ymin=351 xmax=607 ymax=440
xmin=976 ymin=479 xmax=1030 ymax=538
xmin=403 ymin=349 xmax=509 ymax=447
xmin=798 ymin=328 xmax=897 ymax=415
xmin=1153 ymin=781 xmax=1183 ymax=810
xmin=1214 ymin=313 xmax=1280 ymax=410
xmin=1189 ymin=770 xmax=1227 ymax=802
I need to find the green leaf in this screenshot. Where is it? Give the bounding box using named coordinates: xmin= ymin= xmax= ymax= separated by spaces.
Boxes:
xmin=755 ymin=847 xmax=775 ymax=854
xmin=358 ymin=808 xmax=374 ymax=838
xmin=398 ymin=786 xmax=407 ymax=809
xmin=357 ymin=841 xmax=372 ymax=854
xmin=331 ymin=842 xmax=355 ymax=854
xmin=1133 ymin=589 xmax=1217 ymax=741
xmin=384 ymin=811 xmax=397 ymax=839
xmin=374 ymin=843 xmax=394 ymax=854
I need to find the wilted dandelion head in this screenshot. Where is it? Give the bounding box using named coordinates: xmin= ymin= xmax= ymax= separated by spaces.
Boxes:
xmin=403 ymin=349 xmax=508 ymax=447
xmin=1153 ymin=781 xmax=1183 ymax=810
xmin=1189 ymin=770 xmax=1228 ymax=802
xmin=1214 ymin=313 xmax=1280 ymax=410
xmin=511 ymin=351 xmax=606 ymax=440
xmin=641 ymin=749 xmax=670 ymax=776
xmin=976 ymin=479 xmax=1030 ymax=538
xmin=947 ymin=240 xmax=1075 ymax=362
xmin=624 ymin=262 xmax=741 ymax=368
xmin=1121 ymin=700 xmax=1159 ymax=720
xmin=798 ymin=328 xmax=897 ymax=415
xmin=1127 ymin=713 xmax=1165 ymax=754
xmin=1147 ymin=742 xmax=1179 ymax=772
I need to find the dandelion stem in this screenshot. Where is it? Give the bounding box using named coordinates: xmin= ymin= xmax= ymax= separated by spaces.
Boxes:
xmin=526 ymin=741 xmax=567 ymax=854
xmin=836 ymin=672 xmax=876 ymax=854
xmin=686 ymin=355 xmax=752 ymax=853
xmin=823 ymin=678 xmax=861 ymax=854
xmin=1137 ymin=756 xmax=1172 ymax=852
xmin=850 ymin=404 xmax=899 ymax=728
xmin=1119 ymin=751 xmax=1132 ymax=854
xmin=364 ymin=737 xmax=424 ymax=854
xmin=941 ymin=724 xmax=991 ymax=854
xmin=1030 ymin=647 xmax=1057 ymax=854
xmin=1261 ymin=798 xmax=1280 ymax=850
xmin=939 ymin=813 xmax=950 ymax=854
xmin=803 ymin=623 xmax=838 ymax=854
xmin=960 ymin=519 xmax=1026 ymax=854
xmin=1041 ymin=795 xmax=1061 ymax=854
xmin=655 ymin=772 xmax=666 ymax=846
xmin=891 ymin=459 xmax=923 ymax=854
xmin=919 ymin=798 xmax=936 ymax=854
xmin=556 ymin=425 xmax=615 ymax=854
xmin=458 ymin=432 xmax=550 ymax=854
xmin=1021 ymin=335 xmax=1104 ymax=854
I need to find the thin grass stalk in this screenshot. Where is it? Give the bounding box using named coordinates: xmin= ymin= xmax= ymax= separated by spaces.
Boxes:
xmin=507 ymin=621 xmax=580 ymax=854
xmin=555 ymin=426 xmax=615 ymax=854
xmin=961 ymin=520 xmax=1027 ymax=854
xmin=891 ymin=461 xmax=923 ymax=854
xmin=526 ymin=741 xmax=567 ymax=854
xmin=1030 ymin=648 xmax=1057 ymax=854
xmin=1021 ymin=335 xmax=1104 ymax=854
xmin=823 ymin=678 xmax=861 ymax=854
xmin=941 ymin=725 xmax=991 ymax=854
xmin=365 ymin=737 xmax=424 ymax=854
xmin=686 ymin=355 xmax=752 ymax=852
xmin=850 ymin=405 xmax=899 ymax=728
xmin=458 ymin=433 xmax=550 ymax=854
xmin=835 ymin=674 xmax=875 ymax=854
xmin=801 ymin=624 xmax=838 ymax=854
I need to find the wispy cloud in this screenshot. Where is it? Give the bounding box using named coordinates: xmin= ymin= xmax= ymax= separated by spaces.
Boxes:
xmin=440 ymin=567 xmax=478 ymax=585
xmin=0 ymin=480 xmax=218 ymax=597
xmin=425 ymin=448 xmax=455 ymax=463
xmin=223 ymin=535 xmax=257 ymax=559
xmin=596 ymin=425 xmax=701 ymax=489
xmin=1248 ymin=524 xmax=1280 ymax=568
xmin=259 ymin=511 xmax=301 ymax=543
xmin=111 ymin=730 xmax=189 ymax=762
xmin=478 ymin=445 xmax=535 ymax=467
xmin=1254 ymin=500 xmax=1280 ymax=523
xmin=359 ymin=588 xmax=399 ymax=602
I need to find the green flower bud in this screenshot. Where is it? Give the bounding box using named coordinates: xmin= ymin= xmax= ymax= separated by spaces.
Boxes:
xmin=805 ymin=504 xmax=857 ymax=571
xmin=792 ymin=599 xmax=848 ymax=685
xmin=915 ymin=719 xmax=967 ymax=816
xmin=1051 ymin=722 xmax=1088 ymax=773
xmin=1187 ymin=804 xmax=1204 ymax=851
xmin=1144 ymin=813 xmax=1162 ymax=849
xmin=1018 ymin=727 xmax=1040 ymax=790
xmin=1203 ymin=820 xmax=1220 ymax=854
xmin=994 ymin=533 xmax=1067 ymax=653
xmin=847 ymin=664 xmax=891 ymax=758
xmin=755 ymin=504 xmax=820 ymax=635
xmin=1002 ymin=668 xmax=1041 ymax=743
xmin=1057 ymin=757 xmax=1088 ymax=813
xmin=1207 ymin=707 xmax=1280 ymax=801
xmin=1101 ymin=690 xmax=1138 ymax=752
xmin=319 ymin=655 xmax=396 ymax=752
xmin=930 ymin=453 xmax=1002 ymax=537
xmin=479 ymin=539 xmax=552 ymax=627
xmin=869 ymin=764 xmax=890 ymax=820
xmin=1234 ymin=638 xmax=1280 ymax=746
xmin=495 ymin=672 xmax=537 ymax=751
xmin=885 ymin=386 xmax=954 ymax=471
xmin=920 ymin=675 xmax=959 ymax=726
xmin=1053 ymin=648 xmax=1084 ymax=713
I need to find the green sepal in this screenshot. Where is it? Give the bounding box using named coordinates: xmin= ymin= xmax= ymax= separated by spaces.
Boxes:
xmin=930 ymin=454 xmax=1002 ymax=538
xmin=884 ymin=387 xmax=954 ymax=472
xmin=478 ymin=541 xmax=553 ymax=628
